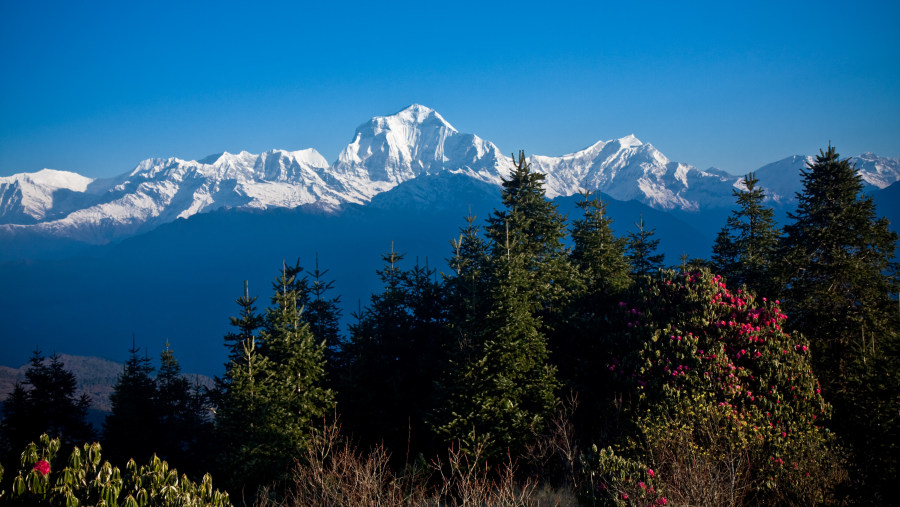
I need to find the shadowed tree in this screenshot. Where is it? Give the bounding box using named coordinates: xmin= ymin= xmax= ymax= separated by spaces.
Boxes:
xmin=712 ymin=172 xmax=781 ymax=296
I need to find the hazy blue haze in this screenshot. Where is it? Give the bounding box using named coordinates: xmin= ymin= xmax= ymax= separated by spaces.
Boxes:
xmin=2 ymin=0 xmax=898 ymax=178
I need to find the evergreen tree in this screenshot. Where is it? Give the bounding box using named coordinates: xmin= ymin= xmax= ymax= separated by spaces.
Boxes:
xmin=1 ymin=350 xmax=93 ymax=464
xmin=626 ymin=216 xmax=665 ymax=279
xmin=215 ymin=334 xmax=278 ymax=493
xmin=562 ymin=191 xmax=632 ymax=438
xmin=485 ymin=151 xmax=573 ymax=313
xmin=304 ymin=254 xmax=343 ymax=377
xmin=437 ymin=152 xmax=563 ymax=464
xmin=570 ymin=190 xmax=632 ymax=306
xmin=779 ymin=145 xmax=899 ymax=502
xmin=438 ymin=228 xmax=560 ymax=464
xmin=711 ymin=172 xmax=781 ymax=295
xmin=103 ymin=341 xmax=158 ymax=465
xmin=223 ymin=281 xmax=264 ymax=366
xmin=216 ymin=263 xmax=334 ymax=494
xmin=155 ymin=341 xmax=214 ymax=479
xmin=340 ymin=246 xmax=449 ymax=460
xmin=445 ymin=207 xmax=491 ymax=360
xmin=780 ymin=146 xmax=898 ymax=373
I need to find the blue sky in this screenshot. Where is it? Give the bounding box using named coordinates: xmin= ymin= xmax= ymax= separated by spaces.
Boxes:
xmin=1 ymin=0 xmax=898 ymax=178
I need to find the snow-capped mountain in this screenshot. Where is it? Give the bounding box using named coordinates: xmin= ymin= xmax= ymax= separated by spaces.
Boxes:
xmin=749 ymin=153 xmax=900 ymax=204
xmin=530 ymin=135 xmax=737 ymax=210
xmin=1 ymin=104 xmax=898 ymax=246
xmin=0 ymin=169 xmax=95 ymax=224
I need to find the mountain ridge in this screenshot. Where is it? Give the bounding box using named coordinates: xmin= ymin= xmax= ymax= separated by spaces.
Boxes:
xmin=1 ymin=104 xmax=898 ymax=251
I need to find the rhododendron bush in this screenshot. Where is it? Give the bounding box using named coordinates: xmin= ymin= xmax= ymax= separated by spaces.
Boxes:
xmin=586 ymin=269 xmax=844 ymax=505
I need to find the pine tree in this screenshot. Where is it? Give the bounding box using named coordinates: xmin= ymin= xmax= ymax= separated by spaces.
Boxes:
xmin=485 ymin=151 xmax=572 ymax=312
xmin=438 ymin=226 xmax=560 ymax=464
xmin=437 ymin=152 xmax=563 ymax=464
xmin=561 ymin=191 xmax=633 ymax=437
xmin=215 ymin=334 xmax=278 ymax=492
xmin=779 ymin=145 xmax=899 ymax=501
xmin=103 ymin=341 xmax=159 ymax=465
xmin=260 ymin=260 xmax=334 ymax=443
xmin=626 ymin=215 xmax=665 ymax=279
xmin=1 ymin=350 xmax=93 ymax=463
xmin=571 ymin=190 xmax=632 ymax=304
xmin=445 ymin=207 xmax=491 ymax=360
xmin=304 ymin=254 xmax=343 ymax=377
xmin=780 ymin=146 xmax=898 ymax=370
xmin=215 ymin=263 xmax=334 ymax=494
xmin=711 ymin=172 xmax=781 ymax=296
xmin=155 ymin=341 xmax=213 ymax=479
xmin=340 ymin=246 xmax=449 ymax=460
xmin=223 ymin=281 xmax=264 ymax=366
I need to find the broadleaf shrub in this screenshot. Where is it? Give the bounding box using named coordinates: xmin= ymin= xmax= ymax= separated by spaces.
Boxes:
xmin=587 ymin=269 xmax=845 ymax=504
xmin=2 ymin=433 xmax=230 ymax=506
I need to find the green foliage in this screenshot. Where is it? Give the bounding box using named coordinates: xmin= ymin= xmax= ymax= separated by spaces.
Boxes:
xmin=712 ymin=172 xmax=781 ymax=296
xmin=339 ymin=246 xmax=450 ymax=460
xmin=596 ymin=269 xmax=843 ymax=504
xmin=103 ymin=341 xmax=213 ymax=480
xmin=0 ymin=351 xmax=94 ymax=464
xmin=223 ymin=283 xmax=265 ymax=366
xmin=780 ymin=145 xmax=898 ymax=374
xmin=557 ymin=191 xmax=633 ymax=442
xmin=437 ymin=152 xmax=563 ymax=465
xmin=626 ymin=216 xmax=665 ymax=280
xmin=485 ymin=151 xmax=574 ymax=314
xmin=580 ymin=446 xmax=667 ymax=506
xmin=779 ymin=145 xmax=899 ymax=502
xmin=570 ymin=190 xmax=632 ymax=299
xmin=215 ymin=262 xmax=334 ymax=494
xmin=3 ymin=433 xmax=229 ymax=506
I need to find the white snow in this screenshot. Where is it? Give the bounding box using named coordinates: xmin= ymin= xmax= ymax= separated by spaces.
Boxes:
xmin=3 ymin=105 xmax=898 ymax=244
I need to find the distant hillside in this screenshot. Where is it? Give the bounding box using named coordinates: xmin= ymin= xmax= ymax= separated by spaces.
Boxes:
xmin=0 ymin=354 xmax=213 ymax=416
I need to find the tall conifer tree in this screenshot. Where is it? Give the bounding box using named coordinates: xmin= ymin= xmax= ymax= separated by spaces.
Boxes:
xmin=712 ymin=172 xmax=781 ymax=295
xmin=340 ymin=247 xmax=449 ymax=460
xmin=438 ymin=152 xmax=563 ymax=464
xmin=0 ymin=351 xmax=93 ymax=463
xmin=626 ymin=216 xmax=665 ymax=279
xmin=779 ymin=145 xmax=899 ymax=501
xmin=103 ymin=341 xmax=158 ymax=465
xmin=216 ymin=263 xmax=334 ymax=494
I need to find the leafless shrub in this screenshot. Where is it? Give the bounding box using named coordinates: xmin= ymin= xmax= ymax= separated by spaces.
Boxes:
xmin=524 ymin=393 xmax=581 ymax=492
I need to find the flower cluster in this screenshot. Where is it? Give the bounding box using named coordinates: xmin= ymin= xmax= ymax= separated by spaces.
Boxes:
xmin=32 ymin=459 xmax=50 ymax=476
xmin=612 ymin=268 xmax=834 ymax=492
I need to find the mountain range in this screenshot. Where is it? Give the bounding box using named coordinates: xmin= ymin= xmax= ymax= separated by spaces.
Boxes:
xmin=3 ymin=104 xmax=897 ymax=252
xmin=1 ymin=104 xmax=897 ymax=376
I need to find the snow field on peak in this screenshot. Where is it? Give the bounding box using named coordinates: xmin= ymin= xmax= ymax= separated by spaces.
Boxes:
xmin=3 ymin=104 xmax=899 ymax=247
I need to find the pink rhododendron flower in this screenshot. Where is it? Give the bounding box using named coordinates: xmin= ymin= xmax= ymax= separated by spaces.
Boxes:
xmin=33 ymin=459 xmax=50 ymax=476
xmin=648 ymin=468 xmax=655 ymax=477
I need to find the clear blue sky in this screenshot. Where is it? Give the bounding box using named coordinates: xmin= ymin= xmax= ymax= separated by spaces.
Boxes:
xmin=1 ymin=0 xmax=898 ymax=178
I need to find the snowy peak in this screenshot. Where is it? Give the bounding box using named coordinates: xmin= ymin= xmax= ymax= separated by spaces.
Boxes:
xmin=752 ymin=153 xmax=899 ymax=205
xmin=2 ymin=104 xmax=898 ymax=248
xmin=853 ymin=153 xmax=900 ymax=189
xmin=332 ymin=104 xmax=509 ymax=200
xmin=529 ymin=135 xmax=734 ymax=210
xmin=0 ymin=169 xmax=95 ymax=224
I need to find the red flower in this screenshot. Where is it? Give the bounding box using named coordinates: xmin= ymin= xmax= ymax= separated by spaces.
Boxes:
xmin=32 ymin=459 xmax=50 ymax=476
